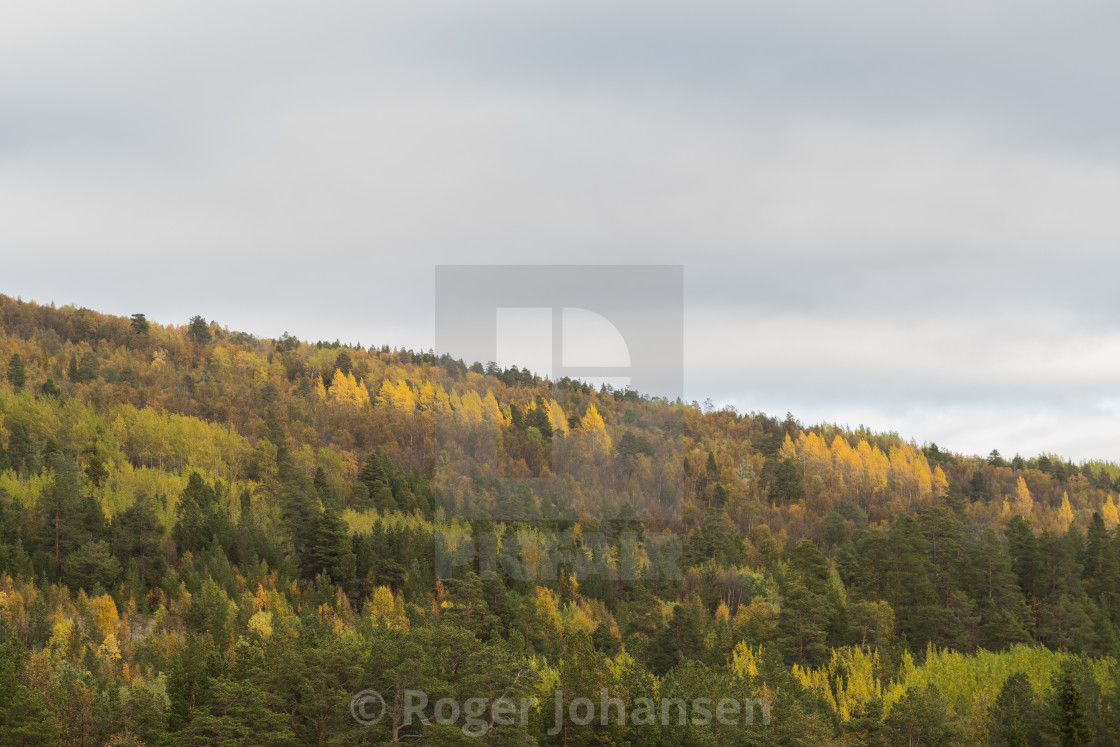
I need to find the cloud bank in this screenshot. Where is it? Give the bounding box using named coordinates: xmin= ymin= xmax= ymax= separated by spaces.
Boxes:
xmin=3 ymin=1 xmax=1119 ymax=460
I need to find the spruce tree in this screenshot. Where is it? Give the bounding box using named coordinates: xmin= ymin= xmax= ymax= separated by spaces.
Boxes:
xmin=5 ymin=353 xmax=25 ymax=391
xmin=1050 ymin=667 xmax=1092 ymax=746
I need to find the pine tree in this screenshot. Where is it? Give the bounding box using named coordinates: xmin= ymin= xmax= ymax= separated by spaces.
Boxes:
xmin=0 ymin=638 xmax=58 ymax=745
xmin=5 ymin=353 xmax=25 ymax=391
xmin=187 ymin=315 xmax=212 ymax=345
xmin=884 ymin=684 xmax=962 ymax=746
xmin=989 ymin=672 xmax=1043 ymax=746
xmin=771 ymin=458 xmax=805 ymax=503
xmin=309 ymin=506 xmax=357 ymax=591
xmin=440 ymin=571 xmax=499 ymax=640
xmin=358 ymin=450 xmax=395 ymax=511
xmin=969 ymin=470 xmax=993 ymax=502
xmin=37 ymin=453 xmax=85 ymax=577
xmin=1050 ymin=666 xmax=1092 ymax=746
xmin=130 ymin=313 xmax=149 ymax=334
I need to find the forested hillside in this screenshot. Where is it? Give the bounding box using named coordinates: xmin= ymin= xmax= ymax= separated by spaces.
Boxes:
xmin=1 ymin=294 xmax=1118 ymax=745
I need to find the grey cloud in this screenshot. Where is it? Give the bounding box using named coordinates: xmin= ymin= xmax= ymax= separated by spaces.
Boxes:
xmin=2 ymin=1 xmax=1120 ymax=460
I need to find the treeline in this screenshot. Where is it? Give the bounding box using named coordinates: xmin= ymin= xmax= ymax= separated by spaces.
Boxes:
xmin=1 ymin=294 xmax=1119 ymax=744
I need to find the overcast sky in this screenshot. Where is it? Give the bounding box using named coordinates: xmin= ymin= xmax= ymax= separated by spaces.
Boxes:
xmin=3 ymin=1 xmax=1120 ymax=461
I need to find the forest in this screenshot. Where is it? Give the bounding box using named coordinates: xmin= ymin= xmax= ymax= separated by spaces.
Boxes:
xmin=1 ymin=293 xmax=1119 ymax=745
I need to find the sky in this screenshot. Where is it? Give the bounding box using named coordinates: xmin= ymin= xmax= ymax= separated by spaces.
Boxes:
xmin=3 ymin=1 xmax=1120 ymax=461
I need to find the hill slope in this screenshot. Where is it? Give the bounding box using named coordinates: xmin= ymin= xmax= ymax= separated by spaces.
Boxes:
xmin=0 ymin=294 xmax=1118 ymax=744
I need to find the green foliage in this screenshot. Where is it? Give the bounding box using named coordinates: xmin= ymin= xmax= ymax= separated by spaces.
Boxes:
xmin=0 ymin=295 xmax=1119 ymax=745
xmin=989 ymin=672 xmax=1043 ymax=747
xmin=5 ymin=354 xmax=24 ymax=392
xmin=0 ymin=638 xmax=58 ymax=745
xmin=188 ymin=315 xmax=212 ymax=345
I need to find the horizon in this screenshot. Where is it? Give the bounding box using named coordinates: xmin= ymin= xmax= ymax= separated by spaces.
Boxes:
xmin=5 ymin=1 xmax=1120 ymax=461
xmin=1 ymin=290 xmax=1108 ymax=469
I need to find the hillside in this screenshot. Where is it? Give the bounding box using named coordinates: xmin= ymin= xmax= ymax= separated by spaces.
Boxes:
xmin=1 ymin=294 xmax=1118 ymax=745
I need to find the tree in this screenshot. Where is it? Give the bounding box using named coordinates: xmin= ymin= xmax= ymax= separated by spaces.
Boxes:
xmin=365 ymin=628 xmax=443 ymax=743
xmin=5 ymin=353 xmax=25 ymax=391
xmin=67 ymin=351 xmax=81 ymax=383
xmin=650 ymin=596 xmax=706 ymax=674
xmin=1050 ymin=666 xmax=1092 ymax=746
xmin=37 ymin=453 xmax=86 ymax=577
xmin=1012 ymin=476 xmax=1034 ymax=518
xmin=166 ymin=634 xmax=219 ymax=733
xmin=358 ymin=450 xmax=395 ymax=511
xmin=440 ymin=571 xmax=500 ymax=640
xmin=989 ymin=672 xmax=1043 ymax=746
xmin=264 ymin=637 xmax=365 ymax=746
xmin=308 ymin=506 xmax=357 ymax=591
xmin=968 ymin=470 xmax=992 ymax=503
xmin=884 ymin=684 xmax=962 ymax=746
xmin=770 ymin=458 xmax=804 ymax=503
xmin=0 ymin=638 xmax=58 ymax=745
xmin=165 ymin=677 xmax=296 ymax=746
xmin=110 ymin=492 xmax=167 ymax=590
xmin=172 ymin=472 xmax=231 ymax=555
xmin=62 ymin=540 xmax=122 ymax=590
xmin=130 ymin=312 xmax=150 ymax=335
xmin=188 ymin=315 xmax=212 ymax=345
xmin=334 ymin=349 xmax=352 ymax=375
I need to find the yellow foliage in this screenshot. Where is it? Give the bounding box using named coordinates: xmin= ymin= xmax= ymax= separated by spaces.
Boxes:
xmin=457 ymin=390 xmax=484 ymax=424
xmin=248 ymin=610 xmax=274 ymax=639
xmin=546 ymin=399 xmax=568 ymax=436
xmin=1102 ymin=495 xmax=1119 ymax=529
xmin=792 ymin=647 xmax=884 ymax=721
xmin=858 ymin=440 xmax=890 ymax=494
xmin=90 ymin=594 xmax=119 ymax=640
xmin=932 ymin=465 xmax=949 ymax=497
xmin=254 ymin=584 xmax=269 ymax=612
xmin=1057 ymin=492 xmax=1075 ymax=531
xmin=378 ymin=379 xmax=416 ymax=411
xmin=0 ymin=589 xmax=22 ymax=626
xmin=1013 ymin=476 xmax=1033 ymax=518
xmin=715 ymin=602 xmax=730 ymax=623
xmin=328 ymin=370 xmax=371 ymax=409
xmin=831 ymin=436 xmax=862 ymax=492
xmin=99 ymin=633 xmax=122 ymax=663
xmin=730 ymin=641 xmax=762 ymax=679
xmin=533 ymin=586 xmax=563 ymax=634
xmin=580 ymin=403 xmax=611 ymax=451
xmin=734 ymin=598 xmax=778 ymax=639
xmin=313 ymin=374 xmax=327 ymax=399
xmin=419 ymin=382 xmax=453 ymax=415
xmin=881 ymin=643 xmax=1111 ymax=727
xmin=481 ymin=391 xmax=505 ymax=425
xmin=49 ymin=618 xmax=80 ymax=660
xmin=562 ymin=601 xmax=598 ymax=634
xmin=778 ymin=433 xmax=797 ymax=462
xmin=418 ymin=382 xmax=436 ymax=411
xmin=368 ymin=586 xmax=409 ymax=630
